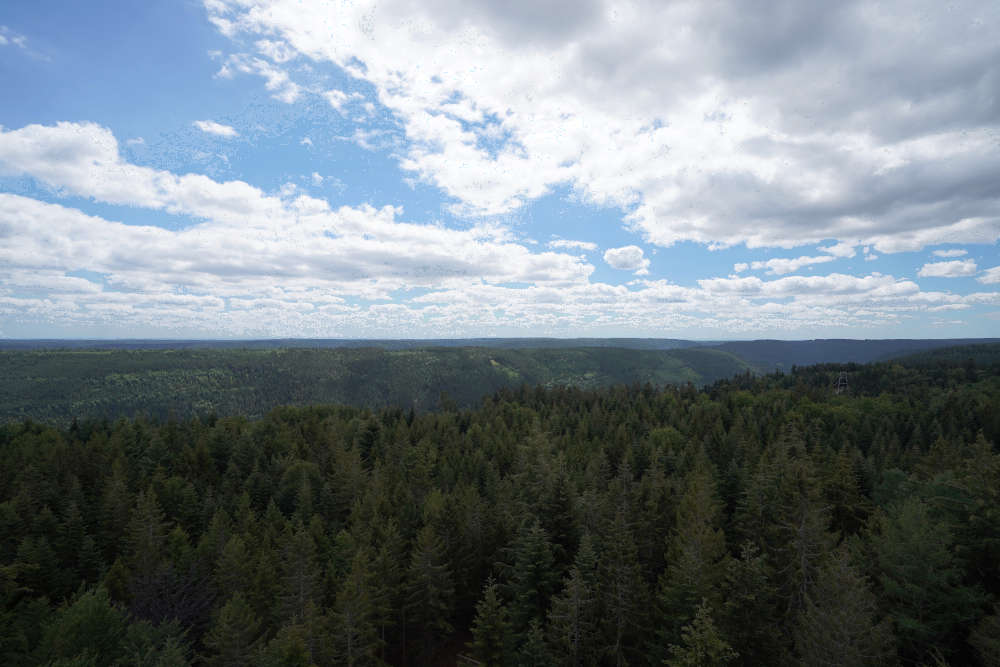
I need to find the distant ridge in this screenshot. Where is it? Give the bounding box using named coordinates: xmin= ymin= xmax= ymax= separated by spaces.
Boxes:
xmin=0 ymin=337 xmax=710 ymax=351
xmin=704 ymin=338 xmax=1000 ymax=371
xmin=0 ymin=346 xmax=751 ymax=425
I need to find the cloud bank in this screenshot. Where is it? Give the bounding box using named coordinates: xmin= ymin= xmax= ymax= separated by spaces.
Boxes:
xmin=203 ymin=0 xmax=1000 ymax=253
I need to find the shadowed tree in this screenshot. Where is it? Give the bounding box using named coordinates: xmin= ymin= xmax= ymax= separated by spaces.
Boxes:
xmin=278 ymin=521 xmax=321 ymax=624
xmin=793 ymin=549 xmax=895 ymax=667
xmin=203 ymin=592 xmax=263 ymax=667
xmin=405 ymin=524 xmax=454 ymax=660
xmin=873 ymin=497 xmax=982 ymax=663
xmin=470 ymin=577 xmax=512 ymax=667
xmin=333 ymin=547 xmax=382 ymax=666
xmin=507 ymin=520 xmax=559 ymax=635
xmin=657 ymin=449 xmax=729 ymax=654
xmin=666 ymin=599 xmax=738 ymax=667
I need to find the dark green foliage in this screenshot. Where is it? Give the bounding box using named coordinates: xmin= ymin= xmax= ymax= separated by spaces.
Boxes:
xmin=0 ymin=351 xmax=998 ymax=664
xmin=872 ymin=497 xmax=983 ymax=663
xmin=470 ymin=577 xmax=511 ymax=667
xmin=666 ymin=599 xmax=738 ymax=667
xmin=203 ymin=592 xmax=263 ymax=667
xmin=332 ymin=549 xmax=382 ymax=666
xmin=793 ymin=549 xmax=895 ymax=666
xmin=548 ymin=563 xmax=598 ymax=667
xmin=405 ymin=524 xmax=454 ymax=659
xmin=0 ymin=346 xmax=754 ymax=425
xmin=656 ymin=449 xmax=729 ymax=652
xmin=36 ymin=586 xmax=128 ymax=666
xmin=506 ymin=520 xmax=559 ymax=633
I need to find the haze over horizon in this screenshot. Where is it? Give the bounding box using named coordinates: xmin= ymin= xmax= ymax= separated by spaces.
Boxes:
xmin=1 ymin=1 xmax=999 ymax=339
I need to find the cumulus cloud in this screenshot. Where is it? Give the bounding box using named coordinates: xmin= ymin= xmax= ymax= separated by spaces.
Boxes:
xmin=979 ymin=266 xmax=1000 ymax=284
xmin=203 ymin=0 xmax=1000 ymax=253
xmin=746 ymin=255 xmax=838 ymax=276
xmin=604 ymin=246 xmax=650 ymax=275
xmin=1 ymin=121 xmax=996 ymax=337
xmin=0 ymin=122 xmax=593 ymax=288
xmin=917 ymin=259 xmax=979 ymax=278
xmin=548 ymin=239 xmax=598 ymax=252
xmin=193 ymin=120 xmax=239 ymax=137
xmin=818 ymin=242 xmax=857 ymax=258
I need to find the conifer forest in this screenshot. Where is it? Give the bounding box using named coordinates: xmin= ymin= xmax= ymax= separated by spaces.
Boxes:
xmin=2 ymin=347 xmax=1000 ymax=666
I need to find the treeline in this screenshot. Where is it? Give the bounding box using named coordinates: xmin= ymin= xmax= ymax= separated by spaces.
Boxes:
xmin=1 ymin=356 xmax=999 ymax=665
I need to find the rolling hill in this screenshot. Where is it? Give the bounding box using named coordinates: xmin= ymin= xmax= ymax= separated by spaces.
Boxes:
xmin=0 ymin=346 xmax=752 ymax=425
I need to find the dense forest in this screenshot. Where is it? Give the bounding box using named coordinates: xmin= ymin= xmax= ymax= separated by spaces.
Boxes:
xmin=0 ymin=347 xmax=752 ymax=426
xmin=2 ymin=346 xmax=1000 ymax=665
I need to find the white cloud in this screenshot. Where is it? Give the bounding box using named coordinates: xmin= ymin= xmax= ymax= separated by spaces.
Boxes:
xmin=746 ymin=255 xmax=837 ymax=276
xmin=818 ymin=242 xmax=857 ymax=258
xmin=311 ymin=172 xmax=323 ymax=185
xmin=2 ymin=121 xmax=997 ymax=337
xmin=0 ymin=26 xmax=28 ymax=50
xmin=932 ymin=248 xmax=968 ymax=258
xmin=0 ymin=122 xmax=594 ymax=289
xmin=323 ymin=89 xmax=364 ymax=112
xmin=604 ymin=246 xmax=650 ymax=275
xmin=979 ymin=266 xmax=1000 ymax=284
xmin=917 ymin=259 xmax=978 ymax=278
xmin=548 ymin=239 xmax=597 ymax=252
xmin=300 ymin=136 xmax=313 ymax=146
xmin=255 ymin=39 xmax=296 ymax=63
xmin=203 ymin=0 xmax=1000 ymax=254
xmin=193 ymin=120 xmax=239 ymax=138
xmin=217 ymin=53 xmax=301 ymax=103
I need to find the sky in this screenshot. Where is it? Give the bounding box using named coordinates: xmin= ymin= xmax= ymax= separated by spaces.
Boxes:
xmin=0 ymin=0 xmax=998 ymax=340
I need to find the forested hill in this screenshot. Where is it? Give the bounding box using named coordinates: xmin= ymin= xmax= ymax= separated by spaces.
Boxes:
xmin=892 ymin=342 xmax=1000 ymax=368
xmin=0 ymin=346 xmax=752 ymax=425
xmin=709 ymin=337 xmax=1000 ymax=372
xmin=1 ymin=354 xmax=998 ymax=665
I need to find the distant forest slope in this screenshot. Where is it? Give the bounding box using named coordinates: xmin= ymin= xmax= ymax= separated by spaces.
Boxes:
xmin=0 ymin=346 xmax=752 ymax=425
xmin=891 ymin=342 xmax=1000 ymax=367
xmin=705 ymin=338 xmax=1000 ymax=372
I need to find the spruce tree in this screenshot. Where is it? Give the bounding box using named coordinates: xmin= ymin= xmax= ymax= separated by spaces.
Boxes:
xmin=793 ymin=549 xmax=895 ymax=666
xmin=203 ymin=592 xmax=263 ymax=667
xmin=666 ymin=599 xmax=737 ymax=667
xmin=333 ymin=548 xmax=382 ymax=666
xmin=470 ymin=577 xmax=511 ymax=667
xmin=405 ymin=524 xmax=454 ymax=660
xmin=657 ymin=449 xmax=728 ymax=651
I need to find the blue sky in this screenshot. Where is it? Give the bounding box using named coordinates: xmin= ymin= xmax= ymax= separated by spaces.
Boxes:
xmin=0 ymin=0 xmax=998 ymax=339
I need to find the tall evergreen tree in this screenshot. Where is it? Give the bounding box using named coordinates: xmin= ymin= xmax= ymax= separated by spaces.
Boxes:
xmin=600 ymin=508 xmax=647 ymax=667
xmin=872 ymin=497 xmax=982 ymax=662
xmin=793 ymin=549 xmax=895 ymax=666
xmin=332 ymin=547 xmax=382 ymax=666
xmin=657 ymin=449 xmax=729 ymax=651
xmin=203 ymin=592 xmax=263 ymax=667
xmin=666 ymin=599 xmax=738 ymax=667
xmin=278 ymin=521 xmax=321 ymax=623
xmin=547 ymin=564 xmax=598 ymax=667
xmin=507 ymin=520 xmax=559 ymax=634
xmin=405 ymin=524 xmax=454 ymax=660
xmin=470 ymin=577 xmax=511 ymax=667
